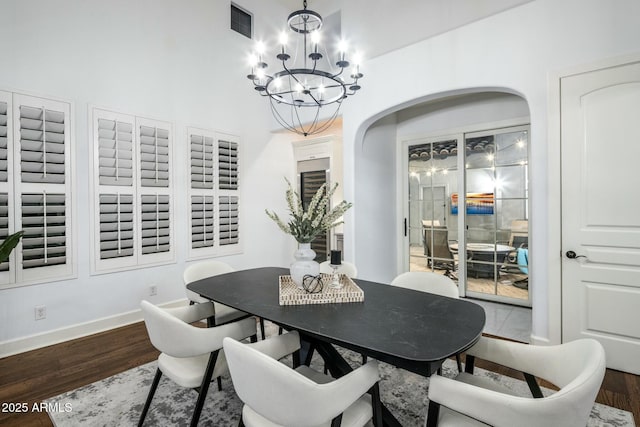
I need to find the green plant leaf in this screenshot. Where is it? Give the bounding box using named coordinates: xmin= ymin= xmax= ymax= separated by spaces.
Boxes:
xmin=0 ymin=230 xmax=23 ymax=263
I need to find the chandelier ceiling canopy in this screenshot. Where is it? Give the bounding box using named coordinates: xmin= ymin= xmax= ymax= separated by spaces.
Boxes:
xmin=247 ymin=0 xmax=363 ymax=137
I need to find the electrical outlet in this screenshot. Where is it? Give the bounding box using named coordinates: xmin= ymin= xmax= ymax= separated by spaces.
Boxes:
xmin=35 ymin=305 xmax=46 ymax=321
xmin=149 ymin=285 xmax=158 ymax=296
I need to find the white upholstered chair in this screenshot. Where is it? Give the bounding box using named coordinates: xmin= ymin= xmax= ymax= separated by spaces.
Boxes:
xmin=319 ymin=260 xmax=358 ymax=278
xmin=391 ymin=272 xmax=461 ymax=371
xmin=223 ymin=331 xmax=383 ymax=427
xmin=183 ymin=260 xmax=265 ymax=339
xmin=138 ymin=300 xmax=257 ymax=427
xmin=183 ymin=260 xmax=243 ymax=322
xmin=390 ymin=271 xmax=459 ymax=299
xmin=425 ymin=337 xmax=606 ymax=427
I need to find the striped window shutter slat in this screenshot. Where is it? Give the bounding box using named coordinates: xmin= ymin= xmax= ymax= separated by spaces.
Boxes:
xmin=99 ymin=194 xmax=134 ymax=259
xmin=218 ymin=139 xmax=238 ymax=190
xmin=191 ymin=195 xmax=214 ymax=248
xmin=0 ymin=101 xmax=8 ymax=182
xmin=21 ymin=193 xmax=67 ymax=269
xmin=140 ymin=125 xmax=170 ymax=187
xmin=219 ymin=195 xmax=239 ymax=246
xmin=190 ymin=133 xmax=214 ymax=189
xmin=141 ymin=194 xmax=170 ymax=254
xmin=0 ymin=193 xmax=8 ymax=272
xmin=19 ymin=106 xmax=66 ymax=184
xmin=98 ymin=119 xmax=134 ymax=186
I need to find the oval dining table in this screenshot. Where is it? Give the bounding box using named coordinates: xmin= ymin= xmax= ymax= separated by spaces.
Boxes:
xmin=187 ymin=266 xmax=486 ymax=427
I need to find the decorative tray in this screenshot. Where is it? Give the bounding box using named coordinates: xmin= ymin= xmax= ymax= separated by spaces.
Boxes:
xmin=279 ymin=274 xmax=365 ymax=306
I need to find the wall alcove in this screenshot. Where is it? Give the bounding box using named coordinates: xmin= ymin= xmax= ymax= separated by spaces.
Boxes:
xmin=353 ymin=90 xmax=531 ymax=306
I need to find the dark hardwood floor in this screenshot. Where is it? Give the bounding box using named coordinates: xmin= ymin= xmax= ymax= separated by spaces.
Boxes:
xmin=0 ymin=323 xmax=638 ymax=426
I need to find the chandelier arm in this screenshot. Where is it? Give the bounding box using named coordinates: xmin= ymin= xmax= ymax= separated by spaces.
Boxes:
xmin=331 ymin=67 xmax=345 ymax=79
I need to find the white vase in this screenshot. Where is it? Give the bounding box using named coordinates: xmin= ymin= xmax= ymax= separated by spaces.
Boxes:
xmin=290 ymin=242 xmax=320 ymax=288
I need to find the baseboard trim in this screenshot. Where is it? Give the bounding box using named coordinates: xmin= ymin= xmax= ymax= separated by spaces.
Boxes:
xmin=0 ymin=299 xmax=188 ymax=358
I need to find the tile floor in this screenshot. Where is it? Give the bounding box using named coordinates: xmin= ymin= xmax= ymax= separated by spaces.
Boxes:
xmin=465 ymin=298 xmax=532 ymax=343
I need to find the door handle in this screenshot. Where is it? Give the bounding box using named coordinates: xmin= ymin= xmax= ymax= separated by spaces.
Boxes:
xmin=566 ymin=250 xmax=587 ymax=260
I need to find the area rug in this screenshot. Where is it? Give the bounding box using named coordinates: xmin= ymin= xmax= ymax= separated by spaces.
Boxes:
xmin=46 ymin=333 xmax=634 ymax=426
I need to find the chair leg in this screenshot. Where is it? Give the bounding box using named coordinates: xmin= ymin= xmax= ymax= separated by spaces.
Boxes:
xmin=217 ymin=376 xmax=222 ymax=391
xmin=523 ymin=372 xmax=544 ymax=398
xmin=292 ymin=349 xmax=301 ymax=368
xmin=426 ymin=400 xmax=441 ymax=427
xmin=259 ymin=318 xmax=266 ymax=340
xmin=455 ymin=354 xmax=463 ymax=373
xmin=370 ymin=383 xmax=383 ymax=427
xmin=138 ymin=368 xmax=162 ymax=427
xmin=464 ymin=354 xmax=475 ymax=374
xmin=190 ymin=350 xmax=219 ymax=427
xmin=206 ymin=316 xmax=216 ymax=328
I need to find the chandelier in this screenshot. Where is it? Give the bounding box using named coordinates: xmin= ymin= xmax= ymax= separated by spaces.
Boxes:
xmin=247 ymin=0 xmax=363 ymax=137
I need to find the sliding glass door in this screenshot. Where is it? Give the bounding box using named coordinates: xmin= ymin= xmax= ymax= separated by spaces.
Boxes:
xmin=405 ymin=125 xmax=530 ymax=306
xmin=408 ymin=136 xmax=459 ymax=279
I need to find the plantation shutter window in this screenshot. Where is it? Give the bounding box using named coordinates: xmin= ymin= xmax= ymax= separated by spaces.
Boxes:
xmin=219 ymin=195 xmax=239 ymax=246
xmin=191 ymin=195 xmax=214 ymax=248
xmin=0 ymin=100 xmax=9 ymax=182
xmin=21 ymin=193 xmax=67 ymax=269
xmin=141 ymin=194 xmax=170 ymax=255
xmin=190 ymin=134 xmax=214 ymax=189
xmin=137 ymin=117 xmax=173 ymax=265
xmin=140 ymin=125 xmax=170 ymax=187
xmin=91 ymin=109 xmax=174 ymax=274
xmin=187 ymin=129 xmax=241 ymax=259
xmin=9 ymin=93 xmax=74 ymax=286
xmin=99 ymin=194 xmax=134 ymax=259
xmin=98 ymin=119 xmax=133 ymax=186
xmin=0 ymin=194 xmax=8 ymax=272
xmin=0 ymin=94 xmax=10 ymax=279
xmin=19 ymin=106 xmax=66 ymax=184
xmin=218 ymin=139 xmax=238 ymax=190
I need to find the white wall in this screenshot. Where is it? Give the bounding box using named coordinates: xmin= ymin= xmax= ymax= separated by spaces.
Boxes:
xmin=0 ymin=0 xmax=296 ymax=351
xmin=340 ymin=0 xmax=640 ymax=344
xmin=352 ymin=114 xmax=398 ymax=283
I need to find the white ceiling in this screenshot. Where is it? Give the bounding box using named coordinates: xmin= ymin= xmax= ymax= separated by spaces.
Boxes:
xmin=273 ymin=0 xmax=534 ymax=59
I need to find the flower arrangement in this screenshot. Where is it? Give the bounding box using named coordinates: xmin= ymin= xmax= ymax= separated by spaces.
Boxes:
xmin=265 ymin=178 xmax=352 ymax=244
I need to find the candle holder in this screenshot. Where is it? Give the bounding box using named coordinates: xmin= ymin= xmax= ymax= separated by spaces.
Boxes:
xmin=329 ymin=264 xmax=343 ymax=289
xmin=329 ymin=249 xmax=342 ymax=289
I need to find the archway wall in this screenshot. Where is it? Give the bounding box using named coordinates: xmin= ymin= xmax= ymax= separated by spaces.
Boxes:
xmin=340 ymin=0 xmax=640 ymax=344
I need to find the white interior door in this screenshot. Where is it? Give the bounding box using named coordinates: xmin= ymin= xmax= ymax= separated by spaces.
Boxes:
xmin=561 ymin=59 xmax=640 ymax=374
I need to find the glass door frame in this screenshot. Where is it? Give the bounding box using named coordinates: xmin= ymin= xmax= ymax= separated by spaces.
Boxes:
xmin=401 ymin=123 xmax=531 ymax=307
